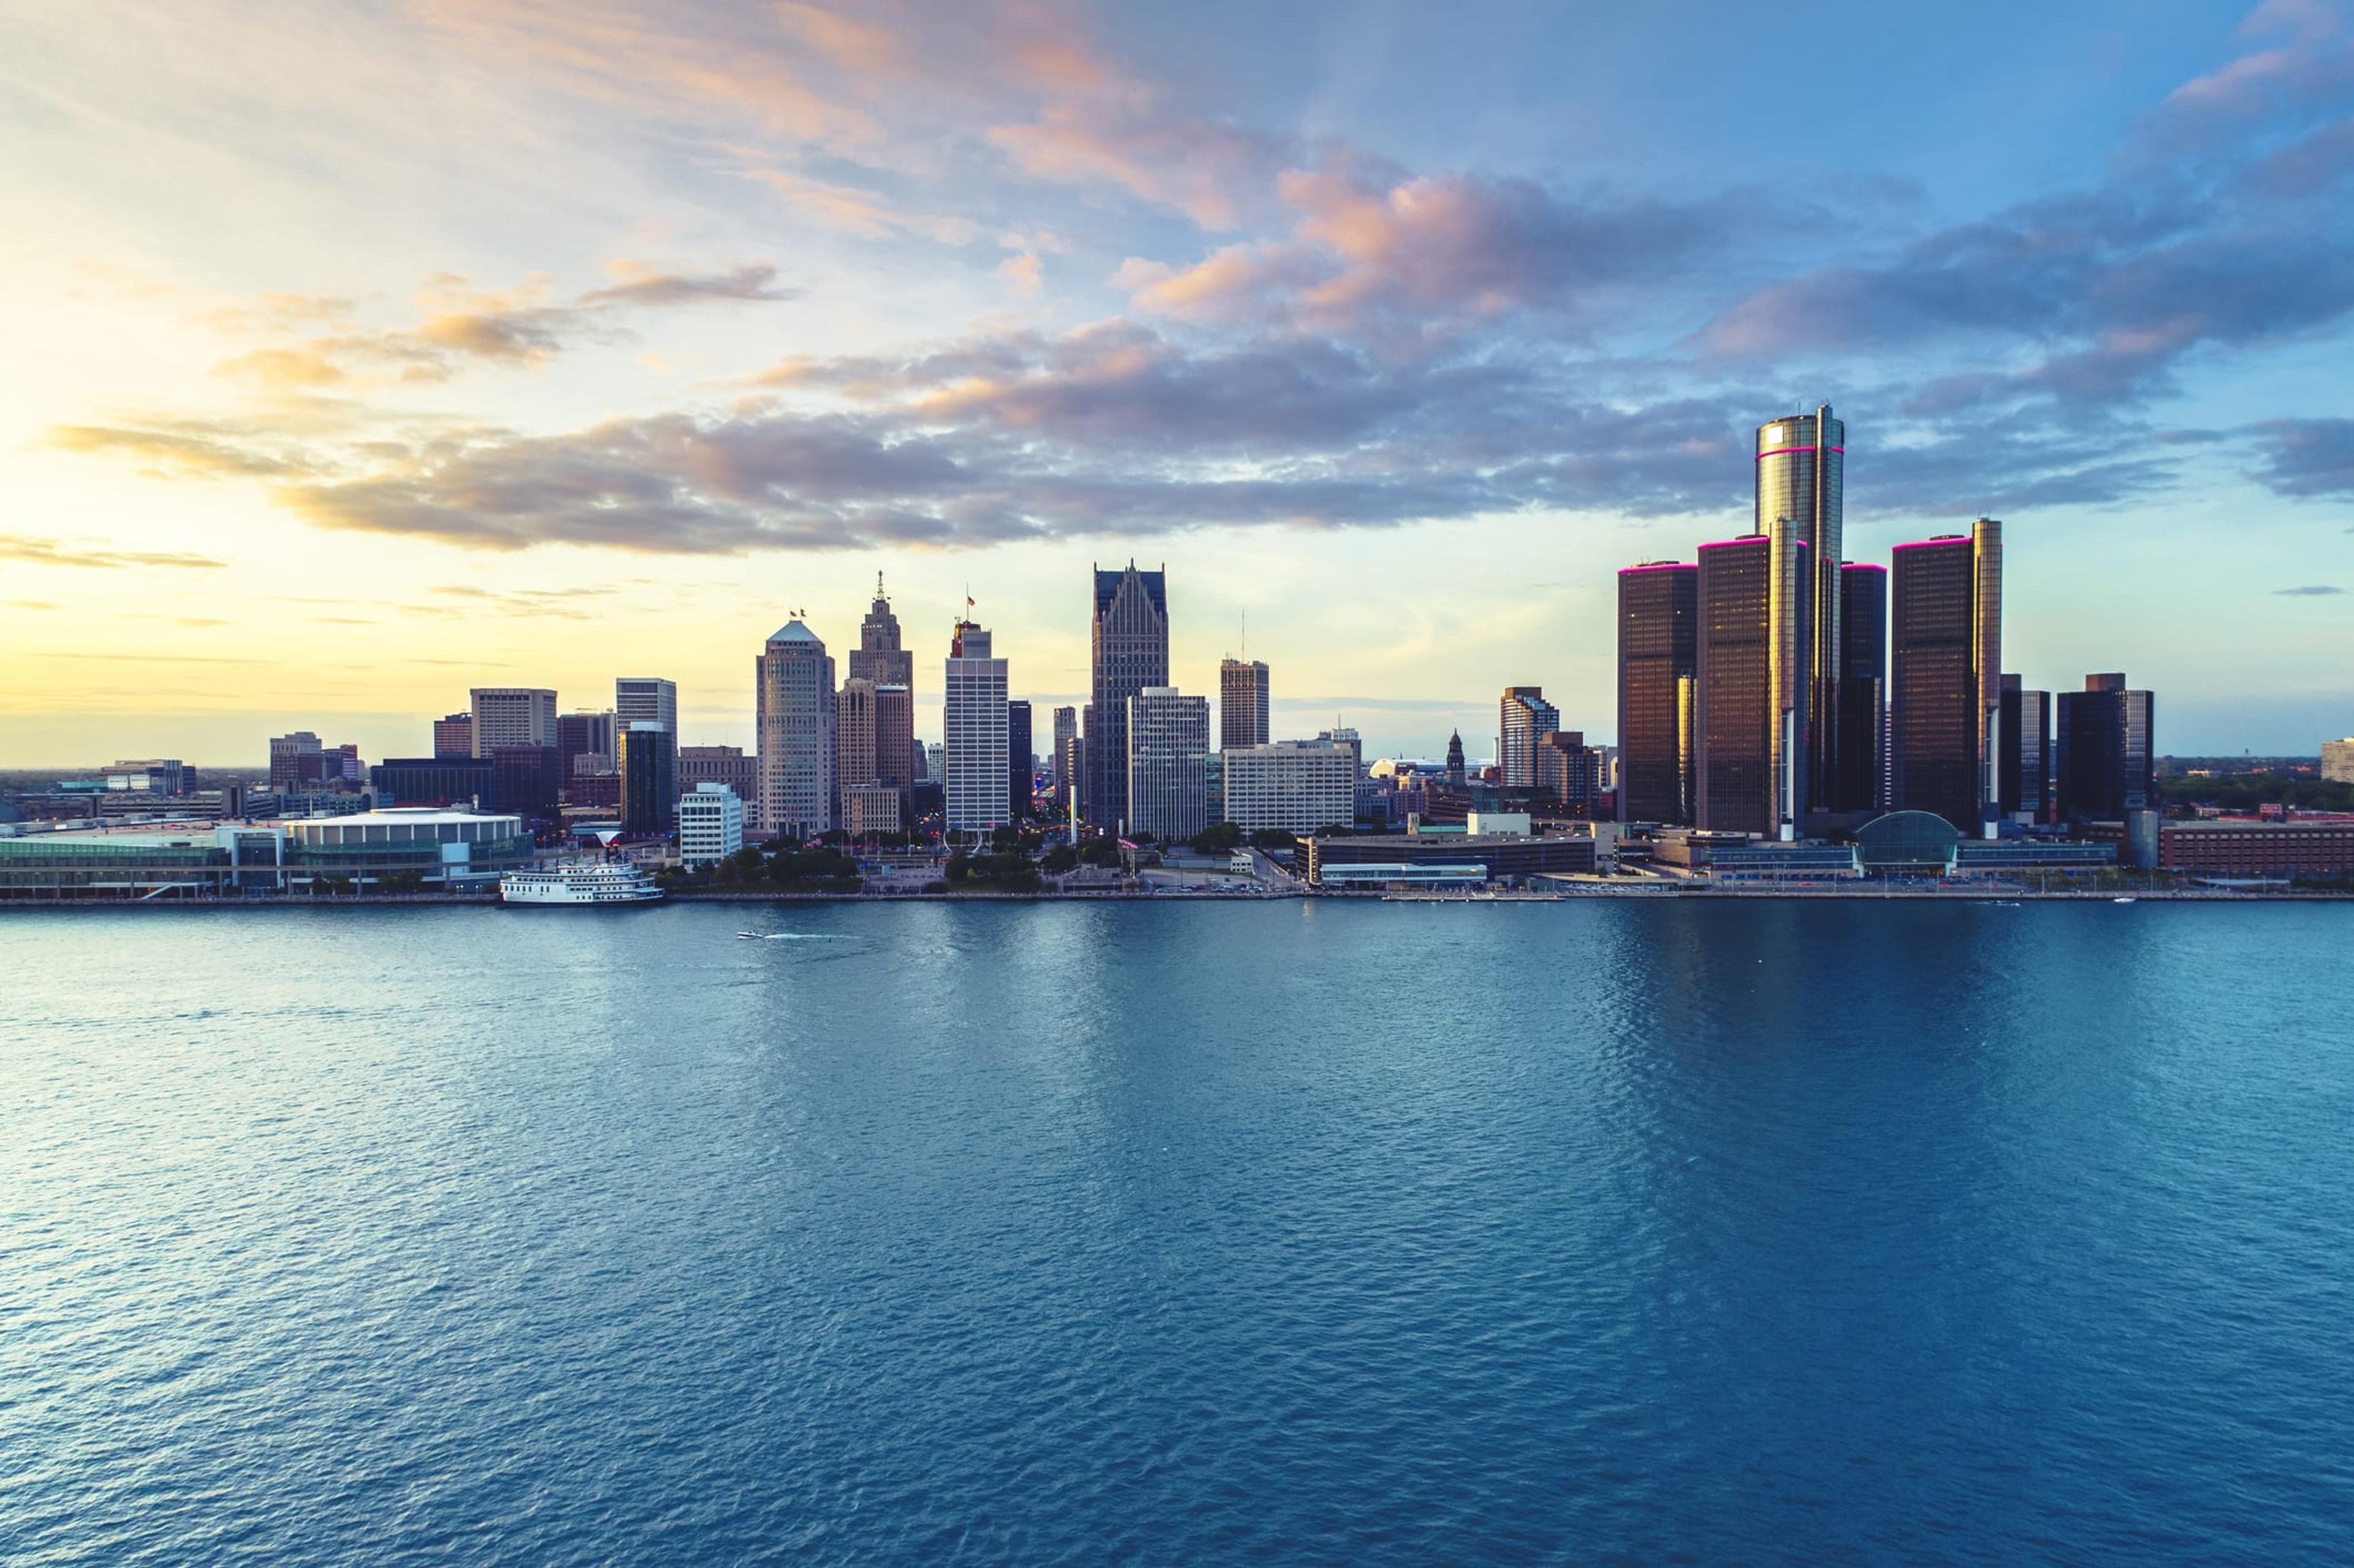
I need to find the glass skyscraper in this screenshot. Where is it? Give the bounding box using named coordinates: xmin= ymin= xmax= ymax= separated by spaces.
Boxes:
xmin=1696 ymin=534 xmax=1801 ymax=836
xmin=1085 ymin=563 xmax=1169 ymax=832
xmin=1616 ymin=562 xmax=1697 ymax=824
xmin=1836 ymin=563 xmax=1887 ymax=814
xmin=1998 ymin=675 xmax=2051 ymax=823
xmin=1755 ymin=406 xmax=1845 ymax=812
xmin=1498 ymin=686 xmax=1561 ymax=791
xmin=2055 ymin=674 xmax=2155 ymax=823
xmin=1889 ymin=519 xmax=2002 ymax=834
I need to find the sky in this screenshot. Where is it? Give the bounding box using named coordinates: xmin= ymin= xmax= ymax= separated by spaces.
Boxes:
xmin=2 ymin=0 xmax=2352 ymax=768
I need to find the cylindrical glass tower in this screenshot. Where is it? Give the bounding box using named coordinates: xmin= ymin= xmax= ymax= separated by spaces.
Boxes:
xmin=1755 ymin=406 xmax=1846 ymax=814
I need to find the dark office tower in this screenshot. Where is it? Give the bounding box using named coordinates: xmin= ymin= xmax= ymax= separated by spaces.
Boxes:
xmin=557 ymin=710 xmax=616 ymax=775
xmin=1889 ymin=519 xmax=2002 ymax=834
xmin=1007 ymin=699 xmax=1033 ymax=820
xmin=1696 ymin=536 xmax=1772 ymax=835
xmin=850 ymin=573 xmax=918 ymax=785
xmin=1616 ymin=561 xmax=1698 ymax=824
xmin=1998 ymin=675 xmax=2052 ymax=823
xmin=489 ymin=744 xmax=564 ymax=820
xmin=1219 ymin=659 xmax=1270 ymax=750
xmin=1445 ymin=730 xmax=1466 ymax=787
xmin=620 ymin=721 xmax=677 ymax=835
xmin=1835 ymin=563 xmax=1887 ymax=812
xmin=1083 ymin=562 xmax=1169 ymax=831
xmin=1756 ymin=405 xmax=1845 ymax=811
xmin=2054 ymin=674 xmax=2155 ymax=823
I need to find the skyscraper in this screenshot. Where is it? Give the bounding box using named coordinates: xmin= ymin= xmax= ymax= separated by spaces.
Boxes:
xmin=433 ymin=712 xmax=474 ymax=759
xmin=836 ymin=677 xmax=878 ymax=828
xmin=1497 ymin=687 xmax=1561 ymax=791
xmin=557 ymin=710 xmax=616 ymax=776
xmin=1835 ymin=563 xmax=1887 ymax=814
xmin=1445 ymin=730 xmax=1466 ymax=788
xmin=874 ymin=684 xmax=913 ymax=814
xmin=1889 ymin=519 xmax=2001 ymax=835
xmin=1050 ymin=706 xmax=1078 ymax=791
xmin=2055 ymin=674 xmax=2155 ymax=823
xmin=849 ymin=574 xmax=918 ymax=786
xmin=620 ymin=722 xmax=676 ymax=834
xmin=1007 ymin=699 xmax=1033 ymax=821
xmin=1219 ymin=659 xmax=1270 ymax=751
xmin=1998 ymin=675 xmax=2051 ymax=824
xmin=1694 ymin=532 xmax=1809 ymax=837
xmin=614 ymin=677 xmax=677 ymax=733
xmin=944 ymin=620 xmax=1010 ymax=835
xmin=755 ymin=619 xmax=836 ymax=839
xmin=1615 ymin=562 xmax=1697 ymax=824
xmin=1756 ymin=405 xmax=1845 ymax=812
xmin=1126 ymin=686 xmax=1209 ymax=840
xmin=468 ymin=688 xmax=557 ymax=756
xmin=1085 ymin=563 xmax=1169 ymax=831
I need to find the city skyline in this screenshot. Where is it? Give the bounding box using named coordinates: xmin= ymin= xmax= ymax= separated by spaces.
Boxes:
xmin=5 ymin=2 xmax=2354 ymax=764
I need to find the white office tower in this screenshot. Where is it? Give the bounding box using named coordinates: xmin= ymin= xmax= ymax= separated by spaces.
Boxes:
xmin=615 ymin=677 xmax=678 ymax=733
xmin=677 ymin=783 xmax=744 ymax=867
xmin=944 ymin=621 xmax=1010 ymax=834
xmin=1126 ymin=686 xmax=1209 ymax=840
xmin=1223 ymin=739 xmax=1357 ymax=834
xmin=755 ymin=619 xmax=837 ymax=839
xmin=468 ymin=687 xmax=557 ymax=756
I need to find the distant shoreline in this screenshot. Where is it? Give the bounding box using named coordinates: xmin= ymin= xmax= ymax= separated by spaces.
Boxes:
xmin=2 ymin=887 xmax=2347 ymax=910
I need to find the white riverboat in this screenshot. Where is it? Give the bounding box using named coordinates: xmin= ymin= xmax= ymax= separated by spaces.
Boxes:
xmin=500 ymin=861 xmax=664 ymax=906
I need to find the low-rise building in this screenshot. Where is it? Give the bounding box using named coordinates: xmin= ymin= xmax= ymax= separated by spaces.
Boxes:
xmin=677 ymin=783 xmax=744 ymax=867
xmin=1301 ymin=831 xmax=1595 ymax=886
xmin=2154 ymin=818 xmax=2354 ymax=878
xmin=843 ymin=783 xmax=903 ymax=837
xmin=0 ymin=809 xmax=528 ymax=898
xmin=1222 ymin=739 xmax=1355 ymax=834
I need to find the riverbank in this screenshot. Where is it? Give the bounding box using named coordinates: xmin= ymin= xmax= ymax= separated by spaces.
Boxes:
xmin=4 ymin=885 xmax=2347 ymax=908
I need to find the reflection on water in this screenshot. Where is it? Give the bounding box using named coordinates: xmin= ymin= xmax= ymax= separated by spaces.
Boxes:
xmin=4 ymin=901 xmax=2352 ymax=1566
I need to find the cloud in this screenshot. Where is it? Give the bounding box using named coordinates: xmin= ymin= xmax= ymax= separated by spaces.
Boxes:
xmin=201 ymin=261 xmax=797 ymax=387
xmin=578 ymin=261 xmax=798 ymax=306
xmin=42 ymin=423 xmax=308 ymax=478
xmin=1123 ymin=169 xmax=1752 ymax=340
xmin=0 ymin=534 xmax=227 ymax=569
xmin=741 ymin=169 xmax=981 ymax=245
xmin=990 ymin=104 xmax=1281 ymax=230
xmin=2274 ymin=584 xmax=2345 ymax=595
xmin=2250 ymin=417 xmax=2354 ymax=497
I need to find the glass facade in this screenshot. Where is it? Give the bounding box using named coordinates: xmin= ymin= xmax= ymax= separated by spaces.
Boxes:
xmin=1615 ymin=563 xmax=1697 ymax=824
xmin=1837 ymin=563 xmax=1886 ymax=813
xmin=1854 ymin=810 xmax=1962 ymax=877
xmin=1086 ymin=566 xmax=1170 ymax=831
xmin=620 ymin=723 xmax=677 ymax=835
xmin=1998 ymin=677 xmax=2051 ymax=821
xmin=1756 ymin=407 xmax=1844 ymax=813
xmin=1889 ymin=520 xmax=2000 ymax=834
xmin=1498 ymin=687 xmax=1560 ymax=790
xmin=1696 ymin=536 xmax=1774 ymax=835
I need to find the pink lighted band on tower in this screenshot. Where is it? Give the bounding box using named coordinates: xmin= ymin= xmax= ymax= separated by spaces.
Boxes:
xmin=1754 ymin=445 xmax=1847 ymax=460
